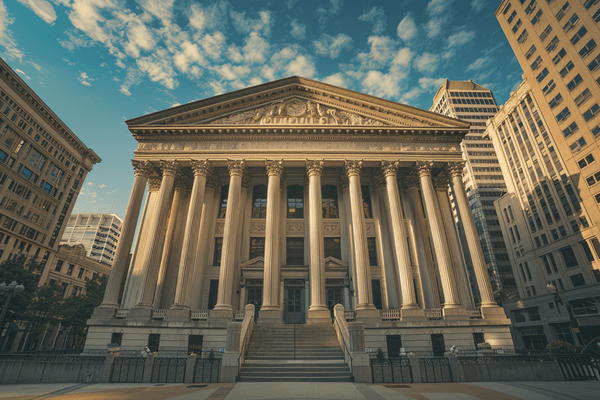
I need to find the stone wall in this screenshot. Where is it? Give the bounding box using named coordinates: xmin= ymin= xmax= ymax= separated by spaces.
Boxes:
xmin=0 ymin=355 xmax=107 ymax=384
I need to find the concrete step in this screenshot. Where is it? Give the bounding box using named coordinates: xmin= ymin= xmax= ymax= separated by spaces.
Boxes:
xmin=237 ymin=376 xmax=353 ymax=382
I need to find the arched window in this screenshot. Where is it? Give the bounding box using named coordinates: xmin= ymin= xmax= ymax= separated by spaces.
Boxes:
xmin=321 ymin=185 xmax=339 ymax=218
xmin=362 ymin=185 xmax=372 ymax=218
xmin=218 ymin=185 xmax=229 ymax=218
xmin=287 ymin=185 xmax=304 ymax=218
xmin=252 ymin=185 xmax=267 ymax=218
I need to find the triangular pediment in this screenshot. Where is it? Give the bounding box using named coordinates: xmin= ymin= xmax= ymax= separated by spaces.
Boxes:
xmin=126 ymin=76 xmax=469 ymax=131
xmin=241 ymin=256 xmax=264 ymax=268
xmin=324 ymin=256 xmax=348 ymax=268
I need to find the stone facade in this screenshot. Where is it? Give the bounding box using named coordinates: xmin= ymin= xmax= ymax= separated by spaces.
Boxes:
xmin=85 ymin=77 xmax=513 ymax=357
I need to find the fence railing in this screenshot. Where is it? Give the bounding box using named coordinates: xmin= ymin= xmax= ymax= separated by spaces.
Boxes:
xmin=152 ymin=309 xmax=166 ymax=319
xmin=191 ymin=310 xmax=209 ymax=320
xmin=424 ymin=309 xmax=442 ymax=319
xmin=380 ymin=310 xmax=400 ymax=320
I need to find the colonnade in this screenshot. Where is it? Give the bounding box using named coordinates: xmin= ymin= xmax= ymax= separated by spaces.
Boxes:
xmin=99 ymin=158 xmax=496 ymax=320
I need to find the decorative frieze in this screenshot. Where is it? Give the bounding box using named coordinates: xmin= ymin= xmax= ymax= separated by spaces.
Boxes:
xmin=250 ymin=221 xmax=266 ymax=234
xmin=286 ymin=221 xmax=305 ymax=234
xmin=323 ymin=222 xmax=341 ymax=235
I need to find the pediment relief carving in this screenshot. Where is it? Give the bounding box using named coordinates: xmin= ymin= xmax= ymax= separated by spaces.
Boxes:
xmin=200 ymin=98 xmax=391 ymax=127
xmin=241 ymin=256 xmax=264 ymax=268
xmin=324 ymin=256 xmax=348 ymax=269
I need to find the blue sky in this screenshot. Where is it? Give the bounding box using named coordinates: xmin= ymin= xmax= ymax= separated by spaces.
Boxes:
xmin=0 ymin=0 xmax=523 ymax=218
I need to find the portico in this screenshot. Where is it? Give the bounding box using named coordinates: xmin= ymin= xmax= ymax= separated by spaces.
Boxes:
xmin=86 ymin=77 xmax=513 ymax=356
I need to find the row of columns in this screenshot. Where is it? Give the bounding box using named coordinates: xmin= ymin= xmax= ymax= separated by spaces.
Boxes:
xmin=99 ymin=159 xmax=496 ymax=318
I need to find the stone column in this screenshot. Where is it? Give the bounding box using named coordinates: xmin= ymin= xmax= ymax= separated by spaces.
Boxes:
xmin=97 ymin=160 xmax=152 ymax=311
xmin=306 ymin=160 xmax=330 ymax=323
xmin=448 ymin=162 xmax=497 ymax=307
xmin=381 ymin=161 xmax=418 ymax=309
xmin=404 ymin=177 xmax=438 ymax=308
xmin=154 ymin=174 xmax=190 ymax=309
xmin=171 ymin=160 xmax=212 ymax=311
xmin=345 ymin=160 xmax=377 ymax=316
xmin=133 ymin=161 xmax=179 ymax=312
xmin=435 ymin=176 xmax=474 ymax=309
xmin=213 ymin=160 xmax=246 ymax=318
xmin=415 ymin=161 xmax=460 ymax=310
xmin=260 ymin=160 xmax=284 ymax=323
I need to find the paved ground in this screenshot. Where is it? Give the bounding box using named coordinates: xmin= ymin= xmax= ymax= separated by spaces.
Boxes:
xmin=1 ymin=381 xmax=598 ymax=400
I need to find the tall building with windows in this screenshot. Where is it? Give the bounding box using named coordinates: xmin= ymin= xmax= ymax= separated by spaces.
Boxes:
xmin=487 ymin=80 xmax=600 ymax=350
xmin=0 ymin=58 xmax=100 ymax=269
xmin=431 ymin=80 xmax=517 ymax=303
xmin=60 ymin=213 xmax=123 ymax=266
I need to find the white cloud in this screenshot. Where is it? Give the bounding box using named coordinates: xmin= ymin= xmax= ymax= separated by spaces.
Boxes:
xmin=427 ymin=0 xmax=453 ymax=16
xmin=447 ymin=30 xmax=475 ymax=47
xmin=355 ymin=35 xmax=398 ymax=70
xmin=99 ymin=184 xmax=107 ymax=188
xmin=230 ymin=10 xmax=272 ymax=36
xmin=59 ymin=30 xmax=94 ymax=51
xmin=472 ymin=0 xmax=485 ymax=13
xmin=466 ymin=56 xmax=493 ymax=71
xmin=290 ymin=20 xmax=306 ymax=40
xmin=16 ymin=68 xmax=30 ymax=80
xmin=359 ymin=7 xmax=387 ymax=34
xmin=86 ymin=182 xmax=93 ymax=186
xmin=419 ymin=77 xmax=445 ymax=91
xmin=316 ymin=0 xmax=343 ymax=27
xmin=78 ymin=72 xmax=93 ymax=86
xmin=396 ymin=14 xmax=417 ymax=43
xmin=136 ymin=48 xmax=179 ymax=89
xmin=0 ymin=1 xmax=25 ymax=61
xmin=242 ymin=32 xmax=270 ymax=65
xmin=322 ymin=72 xmax=346 ymax=87
xmin=215 ymin=63 xmax=251 ymax=81
xmin=313 ymin=33 xmax=353 ymax=59
xmin=361 ymin=70 xmax=401 ymax=99
xmin=392 ymin=47 xmax=413 ymax=68
xmin=120 ymin=67 xmax=142 ymax=96
xmin=425 ymin=0 xmax=453 ymax=39
xmin=414 ymin=52 xmax=440 ymax=74
xmin=286 ymin=55 xmax=315 ymax=78
xmin=17 ymin=0 xmax=56 ymax=24
xmin=90 ymin=192 xmax=98 ymax=198
xmin=400 ymin=86 xmax=423 ymax=104
xmin=286 ymin=0 xmax=300 ymax=9
xmin=226 ymin=44 xmax=243 ymax=63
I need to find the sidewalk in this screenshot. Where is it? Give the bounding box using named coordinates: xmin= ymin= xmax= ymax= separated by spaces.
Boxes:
xmin=1 ymin=381 xmax=598 ymax=399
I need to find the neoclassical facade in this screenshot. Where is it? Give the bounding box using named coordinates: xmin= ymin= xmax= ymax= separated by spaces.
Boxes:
xmin=86 ymin=77 xmax=513 ymax=355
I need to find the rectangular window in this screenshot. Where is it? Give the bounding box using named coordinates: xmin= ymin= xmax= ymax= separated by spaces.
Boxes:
xmin=527 ymin=307 xmax=541 ymax=321
xmin=512 ymin=309 xmax=526 ymax=323
xmin=249 ymin=237 xmax=265 ymax=259
xmin=588 ymin=53 xmax=600 ymax=72
xmin=512 ymin=19 xmax=522 ymax=33
xmin=188 ymin=335 xmax=203 ymax=356
xmin=580 ymin=241 xmax=595 ymax=262
xmin=571 ymin=26 xmax=587 ymax=45
xmin=574 ymin=88 xmax=592 ymax=107
xmin=563 ymin=14 xmax=579 ymax=33
xmin=286 ymin=237 xmax=304 ymax=265
xmin=560 ymin=60 xmax=575 ymax=77
xmin=553 ymin=48 xmax=566 ymax=64
xmin=54 ymin=259 xmax=63 ymax=272
xmin=213 ymin=237 xmax=223 ymax=266
xmin=560 ymin=246 xmax=579 ymax=268
xmin=110 ymin=332 xmax=123 ymax=346
xmin=570 ymin=273 xmax=586 ymax=287
xmin=324 ymin=237 xmax=341 ymax=259
xmin=525 ymin=44 xmax=537 ymax=59
xmin=578 ymin=153 xmax=595 ymax=169
xmin=571 ymin=298 xmax=598 ymax=315
xmin=570 ymin=137 xmax=587 ymax=153
xmin=556 ymin=107 xmax=571 ymax=122
xmin=584 ymin=0 xmax=599 ymax=9
xmin=77 ymin=268 xmax=84 ymax=278
xmin=367 ymin=237 xmax=378 ymax=266
xmin=583 ymin=103 xmax=600 ymax=121
xmin=556 ymin=2 xmax=570 ymax=21
xmin=579 ymin=39 xmax=597 ymax=58
xmin=546 ymin=36 xmax=559 ymax=52
xmin=147 ymin=334 xmax=160 ymax=353
xmin=531 ymin=56 xmax=543 ymax=71
xmin=536 ymin=67 xmax=549 ymax=82
xmin=539 ymin=24 xmax=553 ymax=41
xmin=517 ymin=29 xmax=529 ymax=44
xmin=542 ymin=79 xmax=556 ymax=95
xmin=66 ymin=264 xmax=74 ymax=275
xmin=549 ymin=93 xmax=563 ymax=109
xmin=508 ymin=10 xmax=517 ymax=24
xmin=562 ymin=121 xmax=578 ymax=137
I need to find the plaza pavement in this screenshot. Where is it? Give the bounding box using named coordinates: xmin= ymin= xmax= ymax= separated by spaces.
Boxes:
xmin=0 ymin=381 xmax=598 ymax=400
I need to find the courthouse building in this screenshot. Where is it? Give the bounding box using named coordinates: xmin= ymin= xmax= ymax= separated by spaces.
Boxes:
xmin=85 ymin=77 xmax=512 ymax=356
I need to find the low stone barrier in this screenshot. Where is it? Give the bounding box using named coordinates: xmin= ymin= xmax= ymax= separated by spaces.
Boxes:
xmin=0 ymin=355 xmax=107 ymax=384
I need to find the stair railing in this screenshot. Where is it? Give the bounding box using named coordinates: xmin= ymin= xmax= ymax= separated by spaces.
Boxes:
xmin=333 ymin=304 xmax=353 ymax=378
xmin=238 ymin=304 xmax=255 ymax=374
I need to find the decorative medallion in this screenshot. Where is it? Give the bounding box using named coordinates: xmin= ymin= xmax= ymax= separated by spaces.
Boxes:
xmin=285 ymin=99 xmax=307 ymax=117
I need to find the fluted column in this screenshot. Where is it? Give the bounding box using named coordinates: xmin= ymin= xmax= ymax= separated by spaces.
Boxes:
xmin=171 ymin=160 xmax=212 ymax=309
xmin=154 ymin=174 xmax=190 ymax=308
xmin=415 ymin=161 xmax=460 ymax=308
xmin=135 ymin=160 xmax=179 ymax=308
xmin=345 ymin=160 xmax=375 ymax=310
xmin=99 ymin=160 xmax=153 ymax=309
xmin=448 ymin=162 xmax=497 ymax=307
xmin=261 ymin=160 xmax=283 ymax=311
xmin=214 ymin=160 xmax=246 ymax=312
xmin=306 ymin=160 xmax=329 ymax=322
xmin=381 ymin=161 xmax=418 ymax=309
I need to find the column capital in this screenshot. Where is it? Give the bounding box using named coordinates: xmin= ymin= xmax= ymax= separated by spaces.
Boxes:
xmin=206 ymin=173 xmax=220 ymax=189
xmin=265 ymin=160 xmax=284 ymax=176
xmin=344 ymin=160 xmax=363 ymax=176
xmin=414 ymin=160 xmax=434 ymax=177
xmin=403 ymin=176 xmax=420 ymax=189
xmin=372 ymin=173 xmax=386 ymax=189
xmin=381 ymin=160 xmax=399 ymax=177
xmin=191 ymin=160 xmax=212 ymax=177
xmin=148 ymin=178 xmax=162 ymax=192
xmin=447 ymin=161 xmax=466 ymax=178
xmin=132 ymin=160 xmax=154 ymax=177
xmin=227 ymin=160 xmax=246 ymax=176
xmin=433 ymin=176 xmax=449 ymax=191
xmin=242 ymin=175 xmax=251 ymax=189
xmin=339 ymin=174 xmax=349 ymax=190
xmin=160 ymin=160 xmax=180 ymax=177
xmin=174 ymin=174 xmax=191 ymax=193
xmin=306 ymin=160 xmax=324 ymax=176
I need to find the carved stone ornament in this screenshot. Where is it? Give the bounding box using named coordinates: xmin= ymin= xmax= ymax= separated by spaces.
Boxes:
xmin=433 ymin=177 xmax=449 ymax=190
xmin=344 ymin=160 xmax=363 ymax=176
xmin=242 ymin=175 xmax=251 ymax=189
xmin=339 ymin=174 xmax=349 ymax=189
xmin=403 ymin=176 xmax=420 ymax=189
xmin=265 ymin=160 xmax=284 ymax=176
xmin=210 ymin=98 xmax=386 ymax=126
xmin=381 ymin=160 xmax=399 ymax=178
xmin=174 ymin=175 xmax=191 ymax=192
xmin=286 ymin=221 xmax=305 ymax=234
xmin=371 ymin=173 xmax=386 ymax=189
xmin=251 ymin=221 xmax=266 ymax=233
xmin=227 ymin=160 xmax=246 ymax=176
xmin=160 ymin=160 xmax=180 ymax=177
xmin=191 ymin=160 xmax=212 ymax=177
xmin=414 ymin=160 xmax=434 ymax=177
xmin=206 ymin=173 xmax=220 ymax=190
xmin=148 ymin=178 xmax=162 ymax=192
xmin=447 ymin=161 xmax=466 ymax=178
xmin=215 ymin=221 xmax=225 ymax=234
xmin=306 ymin=160 xmax=324 ymax=176
xmin=132 ymin=160 xmax=154 ymax=177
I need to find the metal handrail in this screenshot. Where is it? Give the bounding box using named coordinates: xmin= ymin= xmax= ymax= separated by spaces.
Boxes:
xmin=333 ymin=305 xmax=353 ymax=379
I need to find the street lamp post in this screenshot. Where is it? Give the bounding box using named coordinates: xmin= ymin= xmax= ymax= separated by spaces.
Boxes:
xmin=0 ymin=281 xmax=25 ymax=339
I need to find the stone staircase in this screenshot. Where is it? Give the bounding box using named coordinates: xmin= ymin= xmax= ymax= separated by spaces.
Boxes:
xmin=238 ymin=324 xmax=353 ymax=382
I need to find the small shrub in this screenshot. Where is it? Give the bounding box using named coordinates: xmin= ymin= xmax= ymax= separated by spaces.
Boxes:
xmin=546 ymin=340 xmax=577 ymax=354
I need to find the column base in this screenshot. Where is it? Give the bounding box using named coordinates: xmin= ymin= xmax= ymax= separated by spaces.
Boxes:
xmin=165 ymin=309 xmax=191 ymax=322
xmin=401 ymin=308 xmax=425 ymax=321
xmin=355 ymin=308 xmax=381 ymax=322
xmin=258 ymin=308 xmax=283 ymax=324
xmin=442 ymin=306 xmax=468 ymax=320
xmin=307 ymin=309 xmax=332 ymax=324
xmin=90 ymin=306 xmax=117 ymax=320
xmin=208 ymin=308 xmax=234 ymax=324
xmin=480 ymin=305 xmax=510 ymax=323
xmin=126 ymin=307 xmax=152 ymax=321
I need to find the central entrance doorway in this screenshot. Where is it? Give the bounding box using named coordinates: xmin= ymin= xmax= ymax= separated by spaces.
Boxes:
xmin=284 ymin=280 xmax=305 ymax=324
